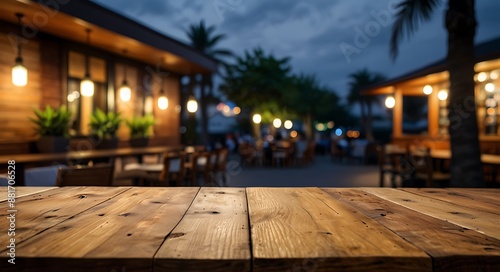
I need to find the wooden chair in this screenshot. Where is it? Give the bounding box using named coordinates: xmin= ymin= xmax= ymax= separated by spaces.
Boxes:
xmin=158 ymin=152 xmax=186 ymax=186
xmin=56 ymin=164 xmax=114 ymax=186
xmin=115 ymin=151 xmax=185 ymax=186
xmin=272 ymin=141 xmax=293 ymax=167
xmin=213 ymin=148 xmax=229 ymax=186
xmin=377 ymin=145 xmax=398 ymax=187
xmin=190 ymin=150 xmax=218 ymax=186
xmin=408 ymin=146 xmax=450 ymax=187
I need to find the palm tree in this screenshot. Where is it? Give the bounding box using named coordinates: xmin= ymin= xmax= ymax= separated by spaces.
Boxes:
xmin=391 ymin=0 xmax=484 ymax=187
xmin=186 ymin=20 xmax=233 ymax=145
xmin=347 ymin=69 xmax=386 ymax=141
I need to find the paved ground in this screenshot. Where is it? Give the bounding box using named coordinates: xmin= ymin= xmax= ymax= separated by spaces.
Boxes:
xmin=224 ymin=154 xmax=380 ymax=187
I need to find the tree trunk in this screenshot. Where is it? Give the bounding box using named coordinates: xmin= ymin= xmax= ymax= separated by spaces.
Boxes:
xmin=303 ymin=113 xmax=313 ymax=141
xmin=366 ymin=101 xmax=374 ymax=141
xmin=359 ymin=100 xmax=367 ymax=137
xmin=445 ymin=0 xmax=484 ymax=187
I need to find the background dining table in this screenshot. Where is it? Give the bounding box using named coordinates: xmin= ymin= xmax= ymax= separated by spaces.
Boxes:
xmin=0 ymin=145 xmax=182 ymax=185
xmin=1 ymin=186 xmax=499 ymax=271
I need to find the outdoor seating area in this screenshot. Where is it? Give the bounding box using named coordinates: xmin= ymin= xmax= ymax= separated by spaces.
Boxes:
xmin=376 ymin=144 xmax=500 ymax=188
xmin=237 ymin=139 xmax=315 ymax=168
xmin=0 ymin=145 xmax=232 ymax=187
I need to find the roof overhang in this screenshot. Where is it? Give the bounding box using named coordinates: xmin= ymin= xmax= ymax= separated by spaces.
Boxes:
xmin=1 ymin=0 xmax=218 ymax=74
xmin=363 ymin=37 xmax=500 ymax=96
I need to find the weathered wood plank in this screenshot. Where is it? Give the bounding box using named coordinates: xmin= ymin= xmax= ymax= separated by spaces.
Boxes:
xmin=360 ymin=188 xmax=500 ymax=240
xmin=324 ymin=188 xmax=500 ymax=272
xmin=0 ymin=187 xmax=199 ymax=272
xmin=448 ymin=188 xmax=500 ymax=202
xmin=402 ymin=188 xmax=500 ymax=215
xmin=155 ymin=187 xmax=251 ymax=272
xmin=0 ymin=187 xmax=57 ymax=201
xmin=247 ymin=187 xmax=431 ymax=272
xmin=0 ymin=186 xmax=130 ymax=246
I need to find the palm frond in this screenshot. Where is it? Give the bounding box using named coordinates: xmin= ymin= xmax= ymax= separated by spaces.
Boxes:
xmin=390 ymin=0 xmax=440 ymax=60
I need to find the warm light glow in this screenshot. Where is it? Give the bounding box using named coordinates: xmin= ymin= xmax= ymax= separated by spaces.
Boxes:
xmin=233 ymin=106 xmax=241 ymax=115
xmin=158 ymin=96 xmax=168 ymax=110
xmin=477 ymin=72 xmax=488 ymax=82
xmin=273 ymin=118 xmax=282 ymax=128
xmin=119 ymin=83 xmax=131 ymax=102
xmin=438 ymin=89 xmax=448 ymax=101
xmin=327 ymin=121 xmax=334 ymax=129
xmin=80 ymin=76 xmax=94 ymax=97
xmin=223 ymin=105 xmax=230 ymax=113
xmin=486 ymin=107 xmax=496 ymax=116
xmin=144 ymin=96 xmax=153 ymax=114
xmin=485 ymin=83 xmax=495 ymax=93
xmin=490 ymin=70 xmax=500 ymax=80
xmin=423 ymin=85 xmax=433 ymax=95
xmin=316 ymin=123 xmax=325 ymax=131
xmin=290 ymin=130 xmax=298 ymax=138
xmin=284 ymin=120 xmax=293 ymax=129
xmin=485 ymin=98 xmax=497 ymax=108
xmin=385 ymin=96 xmax=395 ymax=108
xmin=187 ymin=96 xmax=198 ymax=113
xmin=252 ymin=114 xmax=262 ymax=124
xmin=12 ymin=60 xmax=27 ymax=87
xmin=216 ymin=102 xmax=224 ymax=111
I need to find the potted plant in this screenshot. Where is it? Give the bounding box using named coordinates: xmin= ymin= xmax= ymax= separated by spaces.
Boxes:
xmin=89 ymin=109 xmax=122 ymax=149
xmin=125 ymin=115 xmax=155 ymax=147
xmin=29 ymin=105 xmax=72 ymax=153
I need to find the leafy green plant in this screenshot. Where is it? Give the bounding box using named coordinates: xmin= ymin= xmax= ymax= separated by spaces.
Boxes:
xmin=125 ymin=115 xmax=155 ymax=138
xmin=29 ymin=105 xmax=72 ymax=137
xmin=89 ymin=109 xmax=122 ymax=139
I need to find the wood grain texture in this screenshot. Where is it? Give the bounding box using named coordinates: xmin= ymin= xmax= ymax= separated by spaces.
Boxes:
xmin=0 ymin=187 xmax=199 ymax=272
xmin=0 ymin=186 xmax=57 ymax=201
xmin=360 ymin=188 xmax=500 ymax=240
xmin=247 ymin=187 xmax=430 ymax=272
xmin=155 ymin=187 xmax=251 ymax=271
xmin=402 ymin=188 xmax=500 ymax=215
xmin=449 ymin=188 xmax=500 ymax=202
xmin=0 ymin=186 xmax=129 ymax=246
xmin=324 ymin=188 xmax=500 ymax=272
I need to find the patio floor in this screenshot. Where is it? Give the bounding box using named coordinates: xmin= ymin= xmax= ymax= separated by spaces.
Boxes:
xmin=225 ymin=155 xmax=380 ymax=187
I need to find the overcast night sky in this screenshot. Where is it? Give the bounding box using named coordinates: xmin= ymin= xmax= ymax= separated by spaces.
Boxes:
xmin=92 ymin=0 xmax=500 ymax=101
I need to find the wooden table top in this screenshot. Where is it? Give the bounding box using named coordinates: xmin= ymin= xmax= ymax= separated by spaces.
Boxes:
xmin=430 ymin=149 xmax=500 ymax=165
xmin=1 ymin=187 xmax=499 ymax=271
xmin=0 ymin=146 xmax=183 ymax=165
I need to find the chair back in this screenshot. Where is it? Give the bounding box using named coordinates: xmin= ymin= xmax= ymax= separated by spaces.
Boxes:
xmin=159 ymin=152 xmax=185 ymax=185
xmin=408 ymin=145 xmax=433 ymax=186
xmin=216 ymin=148 xmax=229 ymax=171
xmin=56 ymin=164 xmax=114 ymax=186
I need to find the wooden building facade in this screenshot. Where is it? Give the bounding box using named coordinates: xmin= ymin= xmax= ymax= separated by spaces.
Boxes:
xmin=363 ymin=37 xmax=500 ymax=153
xmin=0 ymin=0 xmax=217 ymax=155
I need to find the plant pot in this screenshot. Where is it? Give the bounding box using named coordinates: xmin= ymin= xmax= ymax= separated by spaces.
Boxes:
xmin=36 ymin=136 xmax=70 ymax=153
xmin=130 ymin=137 xmax=149 ymax=148
xmin=94 ymin=137 xmax=119 ymax=150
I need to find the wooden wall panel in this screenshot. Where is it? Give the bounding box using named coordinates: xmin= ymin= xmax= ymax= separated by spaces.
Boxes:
xmin=40 ymin=38 xmax=62 ymax=108
xmin=0 ymin=30 xmax=41 ymax=143
xmin=115 ymin=63 xmax=139 ymax=140
xmin=153 ymin=75 xmax=180 ymax=145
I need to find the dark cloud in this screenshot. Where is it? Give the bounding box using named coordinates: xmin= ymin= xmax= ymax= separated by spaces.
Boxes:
xmin=93 ymin=0 xmax=498 ymax=100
